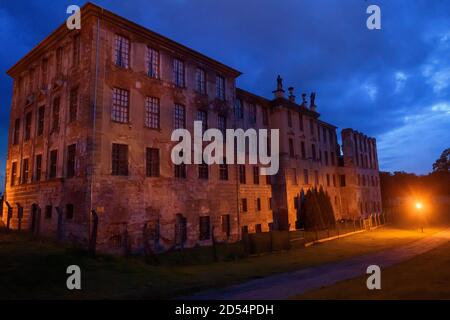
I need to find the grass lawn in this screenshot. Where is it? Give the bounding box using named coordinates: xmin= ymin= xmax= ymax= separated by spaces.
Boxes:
xmin=294 ymin=237 xmax=450 ymax=300
xmin=0 ymin=226 xmax=440 ymax=299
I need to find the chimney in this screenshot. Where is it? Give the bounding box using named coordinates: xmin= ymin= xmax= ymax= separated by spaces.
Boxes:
xmin=301 ymin=93 xmax=307 ymax=106
xmin=272 ymin=75 xmax=285 ymax=99
xmin=310 ymin=92 xmax=317 ymax=111
xmin=288 ymin=87 xmax=295 ymax=102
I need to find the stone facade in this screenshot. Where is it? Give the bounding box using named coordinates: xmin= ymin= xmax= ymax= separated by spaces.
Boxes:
xmin=2 ymin=3 xmax=382 ymax=254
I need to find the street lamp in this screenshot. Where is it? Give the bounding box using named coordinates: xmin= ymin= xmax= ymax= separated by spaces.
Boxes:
xmin=415 ymin=201 xmax=424 ymax=232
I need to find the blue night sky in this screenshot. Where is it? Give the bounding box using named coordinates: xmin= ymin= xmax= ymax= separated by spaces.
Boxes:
xmin=0 ymin=0 xmax=449 ymax=188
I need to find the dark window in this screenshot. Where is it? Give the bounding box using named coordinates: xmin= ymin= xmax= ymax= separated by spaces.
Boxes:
xmin=216 ymin=75 xmax=225 ymax=100
xmin=112 ymin=88 xmax=129 ymax=123
xmin=301 ymin=141 xmax=306 ymax=159
xmin=21 ymin=159 xmax=29 ymax=184
xmin=13 ymin=118 xmax=20 ymax=145
xmin=314 ymin=170 xmax=319 ymax=186
xmin=146 ymin=148 xmax=160 ymax=177
xmin=198 ymin=162 xmax=209 ymax=180
xmin=145 ymin=97 xmax=160 ymax=129
xmin=221 ymin=214 xmax=231 ymax=238
xmin=45 ymin=205 xmax=52 ymax=219
xmin=25 ymin=112 xmax=32 ymax=141
xmin=340 ymin=175 xmax=346 ymax=187
xmin=292 ymin=168 xmax=298 ymax=184
xmin=197 ymin=110 xmax=208 ymax=133
xmin=114 ymin=34 xmax=130 ymax=68
xmin=66 ymin=204 xmax=74 ymax=220
xmin=249 ymin=104 xmax=257 ymax=123
xmin=310 ymin=118 xmax=314 ymax=134
xmin=325 ymin=151 xmax=329 ymax=166
xmin=299 ymin=114 xmax=304 ymax=131
xmin=37 ymin=106 xmax=45 ymax=136
xmin=10 ymin=162 xmax=17 ymax=186
xmin=219 ymin=159 xmax=228 ymax=181
xmin=112 ymin=144 xmax=128 ymax=176
xmin=67 ymin=144 xmax=76 ymax=178
xmin=327 ymin=174 xmax=330 ymax=187
xmin=174 ymin=151 xmax=186 ymax=179
xmin=303 ymin=169 xmax=309 ymax=184
xmin=235 ymin=99 xmax=244 ymax=119
xmin=323 ymin=127 xmax=327 ymax=143
xmin=255 ymin=224 xmax=262 ymax=233
xmin=242 ymin=226 xmax=249 ymax=235
xmin=173 ymin=59 xmax=185 ymax=87
xmin=333 ymin=174 xmax=336 ymax=187
xmin=256 ymin=198 xmax=261 ymax=211
xmin=196 ymin=68 xmax=206 ymax=94
xmin=240 ymin=198 xmax=248 ymax=212
xmin=69 ymin=87 xmax=78 ymax=122
xmin=262 ymin=108 xmax=269 ymax=125
xmin=146 ymin=46 xmax=159 ymax=78
xmin=49 ymin=150 xmax=58 ymax=179
xmin=239 ymin=165 xmax=246 ymax=184
xmin=331 ymin=151 xmax=335 ymax=166
xmin=173 ymin=104 xmax=185 ymax=129
xmin=253 ymin=166 xmax=260 ymax=184
xmin=289 ymin=138 xmax=295 ymax=157
xmin=35 ymin=155 xmax=42 ymax=182
xmin=311 ymin=144 xmax=316 ymax=160
xmin=52 ymin=97 xmax=60 ymax=131
xmin=287 ymin=111 xmax=292 ymax=127
xmin=72 ymin=34 xmax=80 ymax=66
xmin=199 ymin=216 xmax=211 ymax=240
xmin=175 ymin=214 xmax=187 ymax=245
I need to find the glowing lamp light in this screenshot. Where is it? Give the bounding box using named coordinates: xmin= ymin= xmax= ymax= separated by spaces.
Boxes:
xmin=415 ymin=202 xmax=423 ymax=210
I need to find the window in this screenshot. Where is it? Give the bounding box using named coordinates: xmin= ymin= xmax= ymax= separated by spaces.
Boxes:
xmin=56 ymin=47 xmax=63 ymax=74
xmin=311 ymin=144 xmax=316 ymax=160
xmin=221 ymin=215 xmax=231 ymax=238
xmin=49 ymin=150 xmax=58 ymax=179
xmin=249 ymin=104 xmax=257 ymax=123
xmin=314 ymin=170 xmax=319 ymax=186
xmin=256 ymin=198 xmax=261 ymax=211
xmin=45 ymin=205 xmax=52 ymax=219
xmin=199 ymin=216 xmax=211 ymax=241
xmin=114 ymin=35 xmax=129 ymax=68
xmin=37 ymin=106 xmax=45 ymax=136
xmin=173 ymin=104 xmax=185 ymax=129
xmin=146 ymin=148 xmax=160 ymax=177
xmin=28 ymin=68 xmax=35 ymax=93
xmin=357 ymin=174 xmax=361 ymax=186
xmin=235 ymin=99 xmax=244 ymax=119
xmin=310 ymin=118 xmax=314 ymax=135
xmin=299 ymin=141 xmax=305 ymax=159
xmin=69 ymin=87 xmax=78 ymax=122
xmin=242 ymin=226 xmax=249 ymax=235
xmin=289 ymin=138 xmax=295 ymax=158
xmin=292 ymin=168 xmax=298 ymax=184
xmin=326 ymin=174 xmax=330 ymax=187
xmin=198 ymin=161 xmax=209 ymax=180
xmin=146 ymin=46 xmax=159 ymax=78
xmin=218 ymin=115 xmax=226 ymax=137
xmin=262 ymin=108 xmax=269 ymax=125
xmin=112 ymin=88 xmax=129 ymax=123
xmin=73 ymin=34 xmax=80 ymax=66
xmin=331 ymin=151 xmax=335 ymax=166
xmin=25 ymin=112 xmax=32 ymax=141
xmin=240 ymin=198 xmax=248 ymax=212
xmin=219 ymin=160 xmax=228 ymax=181
xmin=239 ymin=165 xmax=246 ymax=184
xmin=41 ymin=59 xmax=48 ymax=88
xmin=10 ymin=162 xmax=17 ymax=186
xmin=21 ymin=159 xmax=29 ymax=184
xmin=112 ymin=144 xmax=128 ymax=176
xmin=195 ymin=68 xmax=206 ymax=94
xmin=303 ymin=169 xmax=309 ymax=184
xmin=197 ymin=110 xmax=208 ymax=133
xmin=255 ymin=224 xmax=262 ymax=233
xmin=35 ymin=155 xmax=42 ymax=182
xmin=52 ymin=97 xmax=60 ymax=131
xmin=333 ymin=174 xmax=336 ymax=187
xmin=287 ymin=111 xmax=292 ymax=127
xmin=66 ymin=144 xmax=76 ymax=178
xmin=317 ymin=125 xmax=321 ymax=142
xmin=324 ymin=151 xmax=329 ymax=166
xmin=216 ymin=75 xmax=225 ymax=100
xmin=175 ymin=214 xmax=187 ymax=246
xmin=299 ymin=114 xmax=304 ymax=131
xmin=175 ymin=151 xmax=187 ymax=179
xmin=145 ymin=97 xmax=160 ymax=129
xmin=323 ymin=127 xmax=328 ymax=143
xmin=340 ymin=174 xmax=346 ymax=187
xmin=13 ymin=118 xmax=20 ymax=145
xmin=173 ymin=59 xmax=185 ymax=87
xmin=66 ymin=204 xmax=74 ymax=220
xmin=253 ymin=166 xmax=260 ymax=184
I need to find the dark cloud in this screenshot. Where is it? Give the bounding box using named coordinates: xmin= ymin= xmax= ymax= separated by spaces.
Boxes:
xmin=0 ymin=0 xmax=449 ymax=184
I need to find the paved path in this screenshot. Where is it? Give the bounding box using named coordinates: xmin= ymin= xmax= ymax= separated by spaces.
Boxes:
xmin=187 ymin=229 xmax=450 ymax=300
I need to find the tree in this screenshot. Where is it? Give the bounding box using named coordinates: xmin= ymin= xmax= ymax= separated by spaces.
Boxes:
xmin=432 ymin=148 xmax=450 ymax=173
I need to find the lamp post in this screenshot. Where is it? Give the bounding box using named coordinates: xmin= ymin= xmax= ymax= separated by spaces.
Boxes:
xmin=415 ymin=202 xmax=423 ymax=233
